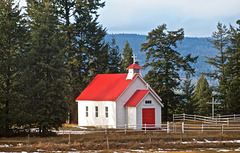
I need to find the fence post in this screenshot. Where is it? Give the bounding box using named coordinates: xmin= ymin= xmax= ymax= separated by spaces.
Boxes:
xmin=63 ymin=125 xmax=64 ymax=135
xmin=145 ymin=123 xmax=147 ymax=134
xmin=183 ymin=113 xmax=185 ymax=121
xmin=173 ymin=123 xmax=176 ymax=133
xmin=167 ymin=122 xmax=170 ymax=133
xmin=106 ymin=129 xmax=109 ymax=150
xmin=194 ymin=114 xmax=196 ymax=122
xmin=182 ymin=122 xmax=184 ymax=134
xmin=125 ymin=124 xmax=127 ymax=134
xmin=234 ymin=114 xmax=236 ymax=122
xmin=105 ymin=125 xmax=107 ymax=134
xmin=201 ymin=124 xmax=204 ymax=133
xmin=222 ymin=124 xmax=224 ymax=135
xmin=173 ymin=114 xmax=175 ymax=122
xmin=68 ymin=131 xmax=71 ymax=149
xmin=149 ymin=130 xmax=152 ymax=142
xmin=27 ymin=133 xmax=30 ymax=152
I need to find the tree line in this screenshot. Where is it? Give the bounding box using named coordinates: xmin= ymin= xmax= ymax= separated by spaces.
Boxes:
xmin=0 ymin=0 xmax=121 ymax=136
xmin=0 ymin=0 xmax=239 ymax=136
xmin=173 ymin=21 xmax=240 ymax=119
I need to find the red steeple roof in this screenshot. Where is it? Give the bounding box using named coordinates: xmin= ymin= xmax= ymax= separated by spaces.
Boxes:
xmin=124 ymin=90 xmax=149 ymax=107
xmin=126 ymin=63 xmax=142 ymax=69
xmin=76 ymin=74 xmax=138 ymax=101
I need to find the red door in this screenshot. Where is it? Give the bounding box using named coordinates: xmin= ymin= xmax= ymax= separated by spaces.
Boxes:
xmin=142 ymin=108 xmax=155 ymax=128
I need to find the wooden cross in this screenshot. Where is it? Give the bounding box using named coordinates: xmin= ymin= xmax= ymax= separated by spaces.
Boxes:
xmin=146 ymin=83 xmax=150 ymax=89
xmin=132 ymin=54 xmax=137 ymax=63
xmin=206 ymin=97 xmax=221 ymax=118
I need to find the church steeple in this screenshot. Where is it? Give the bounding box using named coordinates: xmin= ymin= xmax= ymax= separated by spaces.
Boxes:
xmin=126 ymin=54 xmax=142 ymax=80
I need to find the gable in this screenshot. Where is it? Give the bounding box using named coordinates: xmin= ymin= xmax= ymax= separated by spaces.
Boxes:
xmin=124 ymin=90 xmax=149 ymax=107
xmin=76 ymin=74 xmax=137 ymax=101
xmin=124 ymin=89 xmax=163 ymax=107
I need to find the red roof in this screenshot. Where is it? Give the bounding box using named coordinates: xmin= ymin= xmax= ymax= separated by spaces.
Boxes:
xmin=124 ymin=90 xmax=149 ymax=107
xmin=76 ymin=74 xmax=137 ymax=101
xmin=127 ymin=63 xmax=142 ymax=69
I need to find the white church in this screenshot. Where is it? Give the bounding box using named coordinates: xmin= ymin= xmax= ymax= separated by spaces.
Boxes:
xmin=76 ymin=56 xmax=163 ymax=129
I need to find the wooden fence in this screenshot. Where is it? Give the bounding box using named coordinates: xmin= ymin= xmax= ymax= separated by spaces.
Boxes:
xmin=173 ymin=113 xmax=240 ymax=124
xmin=59 ymin=122 xmax=240 ymax=134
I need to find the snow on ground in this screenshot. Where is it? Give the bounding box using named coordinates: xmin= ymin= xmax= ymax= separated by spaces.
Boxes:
xmin=181 ymin=139 xmax=240 ymax=144
xmin=217 ymin=149 xmax=231 ymax=152
xmin=54 ymin=130 xmax=90 ymax=135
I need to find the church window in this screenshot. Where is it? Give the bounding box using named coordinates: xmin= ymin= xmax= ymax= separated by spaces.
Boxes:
xmin=105 ymin=107 xmax=108 ymax=118
xmin=86 ymin=106 xmax=88 ymax=117
xmin=145 ymin=100 xmax=152 ymax=104
xmin=95 ymin=106 xmax=98 ymax=117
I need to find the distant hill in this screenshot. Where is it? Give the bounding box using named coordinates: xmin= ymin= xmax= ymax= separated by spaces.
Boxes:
xmin=105 ymin=34 xmax=218 ymax=85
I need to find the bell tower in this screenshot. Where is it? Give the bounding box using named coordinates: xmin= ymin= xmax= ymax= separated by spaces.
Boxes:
xmin=126 ymin=54 xmax=142 ymax=80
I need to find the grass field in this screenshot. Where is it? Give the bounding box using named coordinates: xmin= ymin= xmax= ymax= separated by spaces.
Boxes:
xmin=1 ymin=130 xmax=240 ymax=152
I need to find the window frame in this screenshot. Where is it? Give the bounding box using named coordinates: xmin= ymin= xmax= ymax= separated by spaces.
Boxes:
xmin=95 ymin=106 xmax=98 ymax=117
xmin=105 ymin=106 xmax=108 ymax=118
xmin=86 ymin=106 xmax=88 ymax=117
xmin=145 ymin=100 xmax=152 ymax=105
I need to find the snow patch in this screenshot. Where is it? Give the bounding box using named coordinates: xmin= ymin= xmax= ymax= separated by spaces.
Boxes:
xmin=217 ymin=149 xmax=231 ymax=152
xmin=37 ymin=149 xmax=45 ymax=151
xmin=0 ymin=144 xmax=9 ymax=147
xmin=131 ymin=149 xmax=145 ymax=152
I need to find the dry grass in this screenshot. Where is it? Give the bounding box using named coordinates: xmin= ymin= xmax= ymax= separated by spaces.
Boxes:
xmin=1 ymin=131 xmax=240 ymax=152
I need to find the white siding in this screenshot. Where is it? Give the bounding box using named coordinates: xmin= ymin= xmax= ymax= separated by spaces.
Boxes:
xmin=116 ymin=76 xmax=147 ymax=128
xmin=126 ymin=107 xmax=136 ymax=129
xmin=77 ymin=101 xmax=116 ymax=128
xmin=136 ymin=93 xmax=162 ymax=130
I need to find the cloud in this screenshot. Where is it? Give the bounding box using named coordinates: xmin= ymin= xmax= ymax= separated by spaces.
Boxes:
xmin=17 ymin=0 xmax=240 ymax=37
xmin=98 ymin=0 xmax=240 ymax=36
xmin=102 ymin=0 xmax=240 ymax=19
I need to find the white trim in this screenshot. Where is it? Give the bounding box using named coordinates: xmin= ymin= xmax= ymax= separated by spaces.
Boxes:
xmin=135 ymin=91 xmax=162 ymax=107
xmin=136 ymin=75 xmax=164 ymax=107
xmin=115 ymin=74 xmax=139 ymax=102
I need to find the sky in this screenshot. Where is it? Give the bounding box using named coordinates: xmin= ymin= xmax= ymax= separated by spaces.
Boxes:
xmin=18 ymin=0 xmax=240 ymax=37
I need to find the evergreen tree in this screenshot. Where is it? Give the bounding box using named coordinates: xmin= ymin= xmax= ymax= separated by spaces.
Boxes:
xmin=0 ymin=0 xmax=27 ymax=136
xmin=23 ymin=0 xmax=70 ymax=133
xmin=141 ymin=24 xmax=198 ymax=121
xmin=74 ymin=0 xmax=108 ymax=77
xmin=58 ymin=0 xmax=75 ymax=44
xmin=67 ymin=0 xmax=107 ymax=123
xmin=121 ymin=40 xmax=133 ymax=71
xmin=178 ymin=72 xmax=195 ymax=114
xmin=225 ymin=20 xmax=240 ymax=114
xmin=106 ymin=37 xmax=121 ymax=74
xmin=193 ymin=73 xmax=212 ymax=116
xmin=205 ymin=22 xmax=229 ymax=113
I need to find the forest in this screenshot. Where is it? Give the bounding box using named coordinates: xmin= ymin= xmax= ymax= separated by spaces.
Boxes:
xmin=0 ymin=0 xmax=239 ymax=136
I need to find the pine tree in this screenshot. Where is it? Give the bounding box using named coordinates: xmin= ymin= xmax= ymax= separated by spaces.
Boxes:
xmin=58 ymin=0 xmax=75 ymax=43
xmin=141 ymin=24 xmax=198 ymax=121
xmin=66 ymin=0 xmax=107 ymax=123
xmin=121 ymin=40 xmax=133 ymax=71
xmin=178 ymin=72 xmax=195 ymax=114
xmin=193 ymin=73 xmax=212 ymax=116
xmin=225 ymin=20 xmax=240 ymax=114
xmin=205 ymin=22 xmax=229 ymax=113
xmin=0 ymin=0 xmax=27 ymax=136
xmin=23 ymin=0 xmax=70 ymax=133
xmin=106 ymin=37 xmax=121 ymax=74
xmin=74 ymin=0 xmax=107 ymax=77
